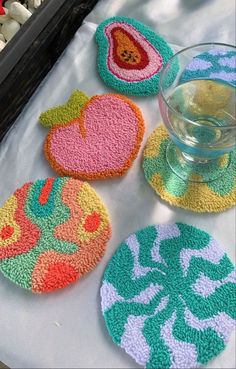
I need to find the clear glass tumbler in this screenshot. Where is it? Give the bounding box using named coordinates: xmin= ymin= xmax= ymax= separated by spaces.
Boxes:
xmin=158 ymin=43 xmax=236 ymax=182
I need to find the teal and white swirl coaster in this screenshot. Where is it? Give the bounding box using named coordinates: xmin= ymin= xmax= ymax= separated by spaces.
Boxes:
xmin=181 ymin=49 xmax=236 ymax=86
xmin=101 ymin=223 xmax=236 ymax=368
xmin=95 ymin=17 xmax=177 ymax=96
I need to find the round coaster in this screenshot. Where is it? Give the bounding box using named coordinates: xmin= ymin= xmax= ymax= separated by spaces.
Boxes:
xmin=95 ymin=16 xmax=177 ymax=96
xmin=0 ymin=177 xmax=111 ymax=293
xmin=40 ymin=90 xmax=145 ymax=180
xmin=181 ymin=49 xmax=236 ymax=87
xmin=143 ymin=125 xmax=236 ymax=213
xmin=101 ymin=223 xmax=236 ymax=369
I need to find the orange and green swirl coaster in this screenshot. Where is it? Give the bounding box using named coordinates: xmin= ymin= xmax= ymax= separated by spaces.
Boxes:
xmin=0 ymin=177 xmax=111 ymax=293
xmin=143 ymin=126 xmax=236 ymax=213
xmin=40 ymin=90 xmax=145 ymax=180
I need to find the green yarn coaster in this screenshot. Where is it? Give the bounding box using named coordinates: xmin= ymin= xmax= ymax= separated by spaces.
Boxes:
xmin=0 ymin=177 xmax=111 ymax=293
xmin=143 ymin=125 xmax=236 ymax=213
xmin=95 ymin=16 xmax=177 ymax=96
xmin=101 ymin=223 xmax=236 ymax=369
xmin=180 ymin=49 xmax=236 ymax=87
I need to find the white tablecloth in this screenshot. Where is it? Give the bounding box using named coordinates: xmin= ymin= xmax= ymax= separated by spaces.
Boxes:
xmin=0 ymin=0 xmax=235 ymax=368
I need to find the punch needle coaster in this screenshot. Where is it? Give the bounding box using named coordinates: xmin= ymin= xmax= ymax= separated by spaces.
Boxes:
xmin=40 ymin=90 xmax=145 ymax=180
xmin=101 ymin=223 xmax=236 ymax=369
xmin=181 ymin=49 xmax=236 ymax=86
xmin=0 ymin=177 xmax=111 ymax=293
xmin=143 ymin=126 xmax=236 ymax=213
xmin=95 ymin=16 xmax=177 ymax=96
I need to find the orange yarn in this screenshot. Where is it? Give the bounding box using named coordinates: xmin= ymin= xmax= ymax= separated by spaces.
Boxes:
xmin=43 ymin=93 xmax=145 ymax=180
xmin=0 ymin=177 xmax=111 ymax=293
xmin=38 ymin=177 xmax=54 ymax=205
xmin=84 ymin=212 xmax=101 ymax=232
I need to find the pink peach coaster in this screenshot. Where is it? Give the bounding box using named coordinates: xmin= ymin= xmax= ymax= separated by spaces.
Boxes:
xmin=39 ymin=90 xmax=145 ymax=180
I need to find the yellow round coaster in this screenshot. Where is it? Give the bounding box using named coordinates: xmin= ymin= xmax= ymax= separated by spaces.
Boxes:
xmin=143 ymin=125 xmax=236 ymax=213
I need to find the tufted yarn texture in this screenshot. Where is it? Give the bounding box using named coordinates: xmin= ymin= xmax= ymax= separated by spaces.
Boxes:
xmin=40 ymin=91 xmax=145 ymax=180
xmin=180 ymin=49 xmax=236 ymax=87
xmin=40 ymin=90 xmax=89 ymax=128
xmin=95 ymin=17 xmax=177 ymax=96
xmin=101 ymin=223 xmax=236 ymax=369
xmin=143 ymin=125 xmax=236 ymax=213
xmin=0 ymin=177 xmax=111 ymax=293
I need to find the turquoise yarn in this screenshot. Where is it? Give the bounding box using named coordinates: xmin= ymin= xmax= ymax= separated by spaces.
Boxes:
xmin=95 ymin=16 xmax=178 ymax=96
xmin=101 ymin=223 xmax=236 ymax=368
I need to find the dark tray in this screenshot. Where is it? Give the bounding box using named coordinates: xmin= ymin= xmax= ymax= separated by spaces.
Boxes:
xmin=0 ymin=0 xmax=98 ymax=142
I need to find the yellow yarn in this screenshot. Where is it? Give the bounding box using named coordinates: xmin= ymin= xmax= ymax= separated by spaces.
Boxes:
xmin=76 ymin=183 xmax=110 ymax=242
xmin=0 ymin=196 xmax=21 ymax=247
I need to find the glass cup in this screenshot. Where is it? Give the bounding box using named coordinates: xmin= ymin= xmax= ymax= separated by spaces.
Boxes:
xmin=158 ymin=43 xmax=236 ymax=182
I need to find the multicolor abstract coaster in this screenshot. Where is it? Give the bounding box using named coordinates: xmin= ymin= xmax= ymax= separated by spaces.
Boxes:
xmin=40 ymin=90 xmax=145 ymax=180
xmin=0 ymin=177 xmax=111 ymax=293
xmin=143 ymin=125 xmax=236 ymax=213
xmin=101 ymin=223 xmax=236 ymax=369
xmin=181 ymin=49 xmax=236 ymax=87
xmin=95 ymin=17 xmax=177 ymax=96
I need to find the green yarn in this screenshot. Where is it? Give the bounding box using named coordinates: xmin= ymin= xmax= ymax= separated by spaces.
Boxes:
xmin=137 ymin=226 xmax=166 ymax=273
xmin=180 ymin=50 xmax=236 ymax=88
xmin=1 ymin=245 xmax=44 ymax=290
xmin=95 ymin=16 xmax=178 ymax=96
xmin=144 ymin=138 xmax=235 ymax=197
xmin=39 ymin=90 xmax=89 ymax=128
xmin=101 ymin=223 xmax=236 ymax=368
xmin=0 ymin=177 xmax=111 ymax=293
xmin=104 ymin=241 xmax=165 ymax=299
xmin=25 ymin=178 xmax=78 ymax=255
xmin=143 ymin=126 xmax=236 ymax=212
xmin=208 ymin=162 xmax=236 ymax=195
xmin=28 ymin=179 xmax=60 ymax=218
xmin=144 ymin=139 xmax=188 ymax=197
xmin=0 ymin=178 xmax=79 ymax=289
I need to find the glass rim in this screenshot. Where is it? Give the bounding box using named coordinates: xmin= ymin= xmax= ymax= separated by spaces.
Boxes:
xmin=159 ymin=42 xmax=236 ymax=130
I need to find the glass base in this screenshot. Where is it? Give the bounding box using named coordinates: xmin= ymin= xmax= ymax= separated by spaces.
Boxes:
xmin=166 ymin=142 xmax=231 ymax=183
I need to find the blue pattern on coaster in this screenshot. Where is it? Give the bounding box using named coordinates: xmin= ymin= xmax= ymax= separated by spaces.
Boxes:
xmin=181 ymin=49 xmax=236 ymax=87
